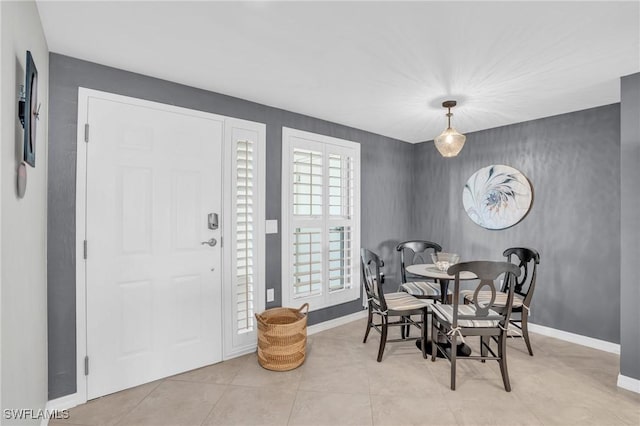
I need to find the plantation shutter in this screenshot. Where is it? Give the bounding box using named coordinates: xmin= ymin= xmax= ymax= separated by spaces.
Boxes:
xmin=235 ymin=139 xmax=255 ymax=334
xmin=327 ymin=152 xmax=355 ymax=293
xmin=282 ymin=128 xmax=361 ymax=311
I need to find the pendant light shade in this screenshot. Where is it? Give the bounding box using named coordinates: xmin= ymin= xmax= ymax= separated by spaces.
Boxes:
xmin=434 ymin=100 xmax=466 ymax=157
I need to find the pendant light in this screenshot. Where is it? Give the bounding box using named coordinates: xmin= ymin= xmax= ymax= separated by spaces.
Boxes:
xmin=434 ymin=100 xmax=466 ymax=157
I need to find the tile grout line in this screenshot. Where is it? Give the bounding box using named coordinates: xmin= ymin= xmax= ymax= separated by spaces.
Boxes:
xmin=286 ymin=351 xmax=307 ymax=424
xmin=112 ymin=379 xmax=164 ymax=426
xmin=199 ymin=384 xmax=229 ymax=426
xmin=286 ymin=388 xmax=301 ymax=426
xmin=198 ymin=355 xmax=253 ymax=424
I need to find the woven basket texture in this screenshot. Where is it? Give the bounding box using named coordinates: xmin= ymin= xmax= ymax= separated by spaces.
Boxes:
xmin=256 ymin=304 xmax=309 ymax=371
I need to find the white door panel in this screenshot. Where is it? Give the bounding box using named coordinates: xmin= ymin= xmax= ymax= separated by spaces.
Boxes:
xmin=85 ymin=98 xmax=223 ymax=399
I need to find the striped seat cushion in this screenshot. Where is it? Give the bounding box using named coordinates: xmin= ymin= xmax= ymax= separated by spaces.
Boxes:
xmin=384 ymin=292 xmax=431 ymax=311
xmin=431 ymin=303 xmax=502 ymax=328
xmin=401 ymin=281 xmax=452 ymax=297
xmin=460 ymin=290 xmax=524 ymax=308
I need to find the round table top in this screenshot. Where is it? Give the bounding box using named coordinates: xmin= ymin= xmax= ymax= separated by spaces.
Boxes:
xmin=405 ymin=263 xmax=477 ymax=280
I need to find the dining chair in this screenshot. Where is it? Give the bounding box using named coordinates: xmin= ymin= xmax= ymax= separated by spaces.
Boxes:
xmin=396 ymin=240 xmax=450 ymax=300
xmin=431 ymin=261 xmax=521 ymax=391
xmin=461 ymin=247 xmax=540 ymax=355
xmin=361 ymin=248 xmax=430 ymax=362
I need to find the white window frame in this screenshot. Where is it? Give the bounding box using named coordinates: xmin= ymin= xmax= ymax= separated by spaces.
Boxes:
xmin=222 ymin=118 xmax=266 ymax=359
xmin=281 ymin=127 xmax=361 ymax=312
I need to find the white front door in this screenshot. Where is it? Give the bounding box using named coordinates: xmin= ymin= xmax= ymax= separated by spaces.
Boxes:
xmin=84 ymin=95 xmax=223 ymax=399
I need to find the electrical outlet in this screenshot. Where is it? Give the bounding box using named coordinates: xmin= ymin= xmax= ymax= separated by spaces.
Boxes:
xmin=267 ymin=288 xmax=275 ymax=302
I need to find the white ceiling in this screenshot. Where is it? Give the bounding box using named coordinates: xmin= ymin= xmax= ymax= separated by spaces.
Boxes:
xmin=37 ymin=1 xmax=639 ymax=143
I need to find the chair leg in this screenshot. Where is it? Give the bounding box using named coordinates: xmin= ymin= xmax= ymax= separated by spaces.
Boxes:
xmin=363 ymin=307 xmax=373 ymax=343
xmin=480 ymin=335 xmax=488 ymax=362
xmin=431 ymin=313 xmax=438 ymax=362
xmin=400 ymin=316 xmax=406 ymax=340
xmin=377 ymin=315 xmax=388 ymax=362
xmin=498 ymin=332 xmax=511 ymax=392
xmin=450 ymin=333 xmax=457 ymax=391
xmin=421 ymin=308 xmax=427 ymax=359
xmin=521 ymin=316 xmax=534 ymax=356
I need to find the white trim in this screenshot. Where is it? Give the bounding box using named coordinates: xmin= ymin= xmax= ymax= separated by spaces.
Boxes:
xmin=75 ymin=88 xmax=266 ymax=401
xmin=281 ymin=127 xmax=361 ymax=312
xmin=40 ymin=392 xmax=84 ymax=426
xmin=222 ymin=117 xmax=266 ymax=360
xmin=617 ymin=374 xmax=640 ymax=394
xmin=223 ymin=345 xmax=259 ymax=360
xmin=45 ymin=392 xmax=83 ymax=412
xmin=528 ymin=322 xmax=620 ymax=354
xmin=75 ymin=89 xmax=89 ymax=406
xmin=307 ymin=309 xmax=368 ymax=336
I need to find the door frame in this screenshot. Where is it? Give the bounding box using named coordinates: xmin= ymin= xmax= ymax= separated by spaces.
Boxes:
xmin=75 ymin=88 xmax=266 ymax=403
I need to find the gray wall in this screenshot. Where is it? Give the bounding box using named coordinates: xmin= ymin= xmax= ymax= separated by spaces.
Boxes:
xmin=413 ymin=104 xmax=621 ymax=343
xmin=47 ymin=53 xmax=416 ymax=399
xmin=620 ymin=72 xmax=640 ymax=381
xmin=48 ymin=52 xmax=627 ymax=400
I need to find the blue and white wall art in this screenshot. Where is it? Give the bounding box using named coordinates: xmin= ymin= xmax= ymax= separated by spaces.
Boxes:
xmin=462 ymin=165 xmax=532 ymax=230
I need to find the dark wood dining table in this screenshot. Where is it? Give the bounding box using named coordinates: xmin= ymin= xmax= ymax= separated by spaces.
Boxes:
xmin=405 ymin=263 xmax=477 ymax=357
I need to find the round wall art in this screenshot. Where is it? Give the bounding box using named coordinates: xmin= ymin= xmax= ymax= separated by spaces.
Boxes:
xmin=462 ymin=164 xmax=532 ymax=230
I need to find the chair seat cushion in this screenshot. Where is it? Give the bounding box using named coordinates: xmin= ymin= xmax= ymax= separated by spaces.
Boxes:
xmin=460 ymin=290 xmax=524 ymax=308
xmin=385 ymin=292 xmax=431 ymax=311
xmin=401 ymin=281 xmax=453 ymax=297
xmin=431 ymin=303 xmax=502 ymax=328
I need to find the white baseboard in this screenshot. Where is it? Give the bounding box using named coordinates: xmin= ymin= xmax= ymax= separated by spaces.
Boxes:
xmin=224 ymin=344 xmax=257 ymax=360
xmin=307 ymin=309 xmax=368 ymax=336
xmin=40 ymin=392 xmax=85 ymax=426
xmin=528 ymin=322 xmax=620 ymax=354
xmin=617 ymin=374 xmax=640 ymax=394
xmin=46 ymin=391 xmax=84 ymax=411
xmin=46 ymin=392 xmax=84 ymax=413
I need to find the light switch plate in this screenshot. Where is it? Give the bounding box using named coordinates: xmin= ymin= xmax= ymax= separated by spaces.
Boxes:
xmin=266 ymin=220 xmax=278 ymax=234
xmin=267 ymin=288 xmax=275 ymax=302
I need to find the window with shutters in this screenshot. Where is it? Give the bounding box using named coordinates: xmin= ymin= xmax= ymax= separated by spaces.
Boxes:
xmin=223 ymin=119 xmax=265 ymax=359
xmin=282 ymin=128 xmax=361 ymax=311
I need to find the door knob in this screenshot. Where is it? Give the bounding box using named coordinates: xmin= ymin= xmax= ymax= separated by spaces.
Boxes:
xmin=201 ymin=238 xmax=217 ymax=247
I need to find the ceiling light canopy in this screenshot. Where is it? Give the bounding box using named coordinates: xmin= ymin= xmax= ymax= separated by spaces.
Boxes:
xmin=434 ymin=100 xmax=466 ymax=157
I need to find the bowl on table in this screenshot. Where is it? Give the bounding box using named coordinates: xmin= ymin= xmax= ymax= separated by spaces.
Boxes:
xmin=430 ymin=252 xmax=460 ymax=272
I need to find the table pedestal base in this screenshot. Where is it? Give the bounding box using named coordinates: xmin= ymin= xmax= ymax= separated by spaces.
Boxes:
xmin=416 ymin=339 xmax=472 ymax=358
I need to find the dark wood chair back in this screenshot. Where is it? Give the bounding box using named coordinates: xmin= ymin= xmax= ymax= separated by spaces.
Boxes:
xmin=447 ymin=261 xmax=521 ymax=328
xmin=503 ymin=247 xmax=540 ymax=308
xmin=396 ymin=240 xmax=442 ymax=284
xmin=361 ymin=248 xmax=387 ymax=312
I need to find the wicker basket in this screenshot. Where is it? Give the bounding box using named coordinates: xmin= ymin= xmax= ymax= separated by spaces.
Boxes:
xmin=255 ymin=303 xmax=309 ymax=371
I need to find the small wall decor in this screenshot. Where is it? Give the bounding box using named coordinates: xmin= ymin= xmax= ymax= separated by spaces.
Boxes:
xmin=19 ymin=51 xmax=39 ymax=167
xmin=17 ymin=162 xmax=27 ymax=198
xmin=462 ymin=164 xmax=532 ymax=230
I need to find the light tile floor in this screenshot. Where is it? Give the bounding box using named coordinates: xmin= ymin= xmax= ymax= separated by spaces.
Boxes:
xmin=53 ymin=318 xmax=640 ymax=426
